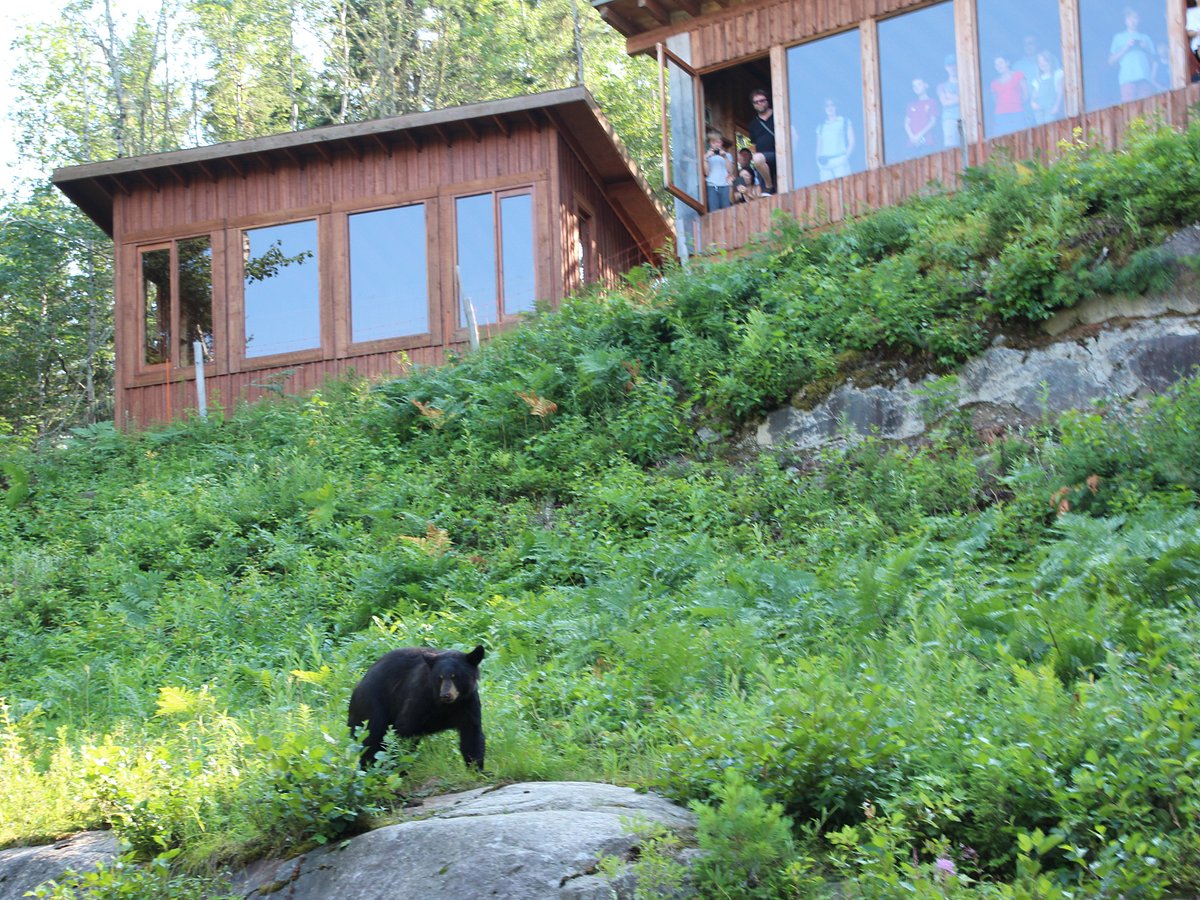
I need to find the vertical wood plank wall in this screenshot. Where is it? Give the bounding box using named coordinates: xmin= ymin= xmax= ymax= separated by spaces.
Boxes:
xmin=112 ymin=121 xmax=649 ymax=427
xmin=702 ymin=82 xmax=1200 ymax=252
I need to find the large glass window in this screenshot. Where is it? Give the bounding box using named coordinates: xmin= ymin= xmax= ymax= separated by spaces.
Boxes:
xmin=140 ymin=236 xmax=212 ymax=368
xmin=456 ymin=190 xmax=536 ymax=328
xmin=788 ymin=30 xmax=866 ymax=188
xmin=243 ymin=220 xmax=319 ymax=359
xmin=978 ymin=0 xmax=1065 ymax=137
xmin=879 ymin=3 xmax=958 ymax=165
xmin=1081 ymin=0 xmax=1170 ymax=113
xmin=348 ymin=204 xmax=429 ymax=343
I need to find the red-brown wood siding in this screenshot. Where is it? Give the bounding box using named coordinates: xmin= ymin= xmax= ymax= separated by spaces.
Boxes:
xmin=113 ymin=123 xmax=557 ymax=427
xmin=702 ymin=82 xmax=1200 ymax=251
xmin=555 ymin=133 xmax=652 ymax=295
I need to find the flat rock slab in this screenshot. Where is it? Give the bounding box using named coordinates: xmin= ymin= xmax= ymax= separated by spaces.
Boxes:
xmin=0 ymin=832 xmax=121 ymax=900
xmin=236 ymin=782 xmax=695 ymax=900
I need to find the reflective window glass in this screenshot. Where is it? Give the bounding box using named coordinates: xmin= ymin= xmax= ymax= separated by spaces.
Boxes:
xmin=879 ymin=3 xmax=958 ymax=165
xmin=349 ymin=204 xmax=428 ymax=343
xmin=456 ymin=194 xmax=498 ymax=328
xmin=1081 ymin=0 xmax=1169 ymax=112
xmin=177 ymin=237 xmax=212 ymax=365
xmin=787 ymin=30 xmax=866 ymax=188
xmin=141 ymin=248 xmax=170 ymax=366
xmin=665 ymin=56 xmax=703 ymax=209
xmin=978 ymin=0 xmax=1065 ymax=136
xmin=501 ymin=194 xmax=535 ymax=316
xmin=243 ymin=220 xmax=319 ymax=359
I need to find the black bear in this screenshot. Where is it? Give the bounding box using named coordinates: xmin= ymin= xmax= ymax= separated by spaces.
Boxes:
xmin=348 ymin=644 xmax=486 ymax=769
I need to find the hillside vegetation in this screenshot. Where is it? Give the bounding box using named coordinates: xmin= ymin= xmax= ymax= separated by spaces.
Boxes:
xmin=3 ymin=119 xmax=1200 ymax=897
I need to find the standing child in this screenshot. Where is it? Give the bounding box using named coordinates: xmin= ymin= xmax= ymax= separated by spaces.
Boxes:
xmin=703 ymin=129 xmax=734 ymax=211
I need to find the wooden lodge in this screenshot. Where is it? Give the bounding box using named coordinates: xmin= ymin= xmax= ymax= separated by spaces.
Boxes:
xmin=594 ymin=0 xmax=1200 ymax=252
xmin=53 ymin=87 xmax=671 ymax=428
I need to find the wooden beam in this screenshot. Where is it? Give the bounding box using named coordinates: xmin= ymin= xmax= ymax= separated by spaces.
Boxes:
xmin=462 ymin=118 xmax=482 ymax=142
xmin=954 ymin=0 xmax=981 ymax=147
xmin=107 ymin=175 xmax=131 ymax=196
xmin=1168 ymin=0 xmax=1188 ymax=90
xmin=136 ymin=170 xmax=159 ymax=191
xmin=1059 ymin=0 xmax=1082 ymax=118
xmin=225 ymin=156 xmax=246 ymax=178
xmin=598 ymin=4 xmax=638 ymax=36
xmin=522 ymin=110 xmax=544 ymax=133
xmin=674 ymin=0 xmax=700 ymax=16
xmin=770 ymin=45 xmax=789 ymax=195
xmin=166 ymin=166 xmax=188 ymax=187
xmin=311 ymin=141 xmax=333 ymax=163
xmin=197 ymin=160 xmax=218 ymax=183
xmin=280 ymin=146 xmax=304 ymax=168
xmin=491 ymin=115 xmax=511 ymax=137
xmin=431 ymin=123 xmax=453 ymax=146
xmin=370 ymin=133 xmax=393 ymax=156
xmin=860 ymin=18 xmax=883 ymax=171
xmin=637 ymin=0 xmax=670 ymax=26
xmin=398 ymin=129 xmax=423 ymax=151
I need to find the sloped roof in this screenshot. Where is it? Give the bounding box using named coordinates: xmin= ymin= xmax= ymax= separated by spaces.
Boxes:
xmin=52 ymin=86 xmax=669 ymax=252
xmin=592 ymin=0 xmax=739 ymax=39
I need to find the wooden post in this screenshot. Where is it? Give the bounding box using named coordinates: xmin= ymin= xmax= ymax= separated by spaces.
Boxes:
xmin=1060 ymin=0 xmax=1084 ymax=118
xmin=861 ymin=18 xmax=883 ymax=170
xmin=770 ymin=44 xmax=791 ymax=194
xmin=954 ymin=0 xmax=981 ymax=149
xmin=1167 ymin=0 xmax=1188 ymax=89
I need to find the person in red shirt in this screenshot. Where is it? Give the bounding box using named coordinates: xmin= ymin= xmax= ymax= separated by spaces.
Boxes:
xmin=903 ymin=77 xmax=940 ymax=158
xmin=991 ymin=55 xmax=1029 ymax=135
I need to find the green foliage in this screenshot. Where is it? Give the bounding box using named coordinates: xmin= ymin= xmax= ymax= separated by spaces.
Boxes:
xmin=29 ymin=849 xmax=237 ymax=900
xmin=689 ymin=769 xmax=799 ymax=899
xmin=1 ymin=115 xmax=1200 ymax=896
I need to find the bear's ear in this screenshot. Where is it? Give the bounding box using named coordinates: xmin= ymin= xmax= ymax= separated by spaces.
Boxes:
xmin=466 ymin=645 xmax=485 ymax=666
xmin=423 ymin=651 xmax=439 ymax=668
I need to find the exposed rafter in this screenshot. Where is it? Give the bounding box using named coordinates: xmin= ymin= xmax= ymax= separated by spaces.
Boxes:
xmin=637 ymin=0 xmax=670 ymax=26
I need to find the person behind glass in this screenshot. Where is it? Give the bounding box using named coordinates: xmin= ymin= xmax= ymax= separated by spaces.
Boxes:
xmin=703 ymin=128 xmax=734 ymax=212
xmin=732 ymin=165 xmax=762 ymax=204
xmin=1030 ymin=50 xmax=1064 ymax=124
xmin=747 ymin=89 xmax=777 ymax=194
xmin=937 ymin=54 xmax=961 ymax=147
xmin=990 ymin=56 xmax=1029 ymax=134
xmin=903 ymin=77 xmax=940 ymax=156
xmin=1014 ymin=33 xmax=1042 ymax=88
xmin=1108 ymin=7 xmax=1155 ymax=101
xmin=815 ymin=97 xmax=854 ymax=182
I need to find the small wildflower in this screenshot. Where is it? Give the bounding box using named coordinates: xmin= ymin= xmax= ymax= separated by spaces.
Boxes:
xmin=935 ymin=856 xmax=957 ymax=879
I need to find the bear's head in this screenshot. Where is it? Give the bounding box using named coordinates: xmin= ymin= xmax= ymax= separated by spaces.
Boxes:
xmin=427 ymin=645 xmax=485 ymax=704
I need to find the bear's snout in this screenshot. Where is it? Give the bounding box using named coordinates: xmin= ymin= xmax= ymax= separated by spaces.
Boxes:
xmin=439 ymin=678 xmax=460 ymax=703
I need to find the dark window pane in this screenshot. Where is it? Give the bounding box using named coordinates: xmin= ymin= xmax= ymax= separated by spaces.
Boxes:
xmin=1081 ymin=0 xmax=1169 ymax=113
xmin=500 ymin=193 xmax=535 ymax=316
xmin=457 ymin=194 xmax=497 ymax=327
xmin=787 ymin=30 xmax=866 ymax=188
xmin=243 ymin=220 xmax=319 ymax=358
xmin=141 ymin=248 xmax=170 ymax=366
xmin=879 ymin=3 xmax=958 ymax=165
xmin=177 ymin=237 xmax=213 ymax=365
xmin=349 ymin=204 xmax=429 ymax=342
xmin=978 ymin=0 xmax=1064 ymax=136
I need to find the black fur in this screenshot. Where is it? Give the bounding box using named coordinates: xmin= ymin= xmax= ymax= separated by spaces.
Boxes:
xmin=348 ymin=645 xmax=485 ymax=769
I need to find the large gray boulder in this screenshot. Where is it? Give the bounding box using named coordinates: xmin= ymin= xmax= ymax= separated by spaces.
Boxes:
xmin=234 ymin=782 xmax=695 ymax=900
xmin=0 ymin=832 xmax=121 ymax=900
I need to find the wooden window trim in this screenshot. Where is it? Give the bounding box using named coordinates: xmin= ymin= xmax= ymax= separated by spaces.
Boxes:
xmin=233 ymin=214 xmax=325 ymax=373
xmin=134 ymin=236 xmax=217 ymax=382
xmin=450 ymin=185 xmax=539 ymax=344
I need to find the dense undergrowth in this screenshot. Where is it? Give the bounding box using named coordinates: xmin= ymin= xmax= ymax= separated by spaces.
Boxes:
xmin=3 ymin=117 xmax=1200 ymax=897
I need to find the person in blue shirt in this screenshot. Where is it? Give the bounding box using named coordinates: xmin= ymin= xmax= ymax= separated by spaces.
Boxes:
xmin=1108 ymin=7 xmax=1155 ymax=102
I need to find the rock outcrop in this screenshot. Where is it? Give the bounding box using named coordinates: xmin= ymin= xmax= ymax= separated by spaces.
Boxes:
xmin=0 ymin=783 xmax=696 ymax=900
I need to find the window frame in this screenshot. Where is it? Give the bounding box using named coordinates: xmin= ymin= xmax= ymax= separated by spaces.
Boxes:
xmin=452 ymin=185 xmax=540 ymax=338
xmin=135 ymin=234 xmax=215 ymax=377
xmin=234 ymin=214 xmax=326 ymax=370
xmin=343 ymin=199 xmax=440 ymax=354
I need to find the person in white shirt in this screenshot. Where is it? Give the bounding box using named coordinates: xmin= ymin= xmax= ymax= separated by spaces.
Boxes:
xmin=704 ymin=129 xmax=734 ymax=211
